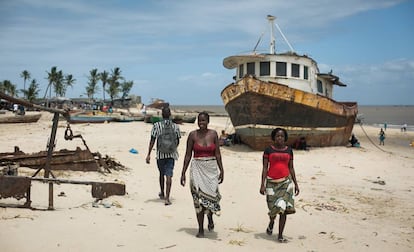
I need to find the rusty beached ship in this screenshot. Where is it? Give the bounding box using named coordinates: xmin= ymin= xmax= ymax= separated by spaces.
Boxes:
xmin=221 ymin=15 xmax=358 ymax=150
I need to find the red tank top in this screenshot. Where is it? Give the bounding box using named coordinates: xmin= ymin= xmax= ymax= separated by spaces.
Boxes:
xmin=193 ymin=142 xmax=216 ymax=158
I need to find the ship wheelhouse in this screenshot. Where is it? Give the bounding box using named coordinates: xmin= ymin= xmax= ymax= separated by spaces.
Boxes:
xmin=224 ymin=53 xmax=346 ymax=100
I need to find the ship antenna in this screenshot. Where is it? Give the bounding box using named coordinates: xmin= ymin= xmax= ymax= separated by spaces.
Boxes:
xmin=275 ymin=23 xmax=295 ymax=52
xmin=267 ymin=15 xmax=276 ymax=54
xmin=267 ymin=15 xmax=295 ymax=53
xmin=253 ymin=32 xmax=264 ymax=54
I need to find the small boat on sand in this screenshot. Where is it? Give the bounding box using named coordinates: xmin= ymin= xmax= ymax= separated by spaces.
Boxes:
xmin=67 ymin=115 xmax=115 ymax=124
xmin=0 ymin=112 xmax=42 ymax=124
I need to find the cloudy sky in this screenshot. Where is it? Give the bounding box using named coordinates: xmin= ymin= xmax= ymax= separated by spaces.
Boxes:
xmin=1 ymin=0 xmax=413 ymax=105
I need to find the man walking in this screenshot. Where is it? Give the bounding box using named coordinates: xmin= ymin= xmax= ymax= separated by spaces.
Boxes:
xmin=146 ymin=107 xmax=181 ymax=205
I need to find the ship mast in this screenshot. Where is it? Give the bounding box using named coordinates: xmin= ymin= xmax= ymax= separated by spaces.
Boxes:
xmin=267 ymin=15 xmax=276 ymax=54
xmin=267 ymin=15 xmax=295 ymax=53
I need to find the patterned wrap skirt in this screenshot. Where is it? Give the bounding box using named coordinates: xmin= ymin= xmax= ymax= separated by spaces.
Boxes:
xmin=266 ymin=177 xmax=296 ymax=217
xmin=190 ymin=157 xmax=221 ymax=215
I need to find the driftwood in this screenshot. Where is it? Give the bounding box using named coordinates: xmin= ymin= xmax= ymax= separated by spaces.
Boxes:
xmin=0 ymin=146 xmax=125 ymax=172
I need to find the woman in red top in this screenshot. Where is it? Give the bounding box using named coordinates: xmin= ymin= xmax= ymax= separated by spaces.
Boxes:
xmin=181 ymin=112 xmax=224 ymax=238
xmin=260 ymin=127 xmax=299 ymax=242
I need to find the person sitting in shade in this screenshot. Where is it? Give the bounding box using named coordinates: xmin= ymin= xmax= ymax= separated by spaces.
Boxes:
xmin=219 ymin=130 xmax=231 ymax=146
xmin=349 ymin=134 xmax=360 ymax=147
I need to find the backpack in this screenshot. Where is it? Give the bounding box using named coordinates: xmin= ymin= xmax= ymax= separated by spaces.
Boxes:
xmin=157 ymin=120 xmax=178 ymax=154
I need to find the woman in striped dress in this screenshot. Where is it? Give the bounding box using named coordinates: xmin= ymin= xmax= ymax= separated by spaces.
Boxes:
xmin=180 ymin=112 xmax=224 ymax=238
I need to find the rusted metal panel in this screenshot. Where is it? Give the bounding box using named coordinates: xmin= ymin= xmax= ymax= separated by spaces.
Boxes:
xmin=0 ymin=176 xmax=31 ymax=205
xmin=92 ymin=182 xmax=126 ymax=199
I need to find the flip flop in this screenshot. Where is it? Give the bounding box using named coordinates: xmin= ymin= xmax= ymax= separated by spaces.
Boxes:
xmin=278 ymin=237 xmax=288 ymax=243
xmin=266 ymin=221 xmax=274 ymax=235
xmin=164 ymin=200 xmax=171 ymax=206
xmin=266 ymin=227 xmax=273 ymax=235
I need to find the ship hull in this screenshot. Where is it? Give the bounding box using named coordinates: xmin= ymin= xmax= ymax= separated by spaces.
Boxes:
xmin=221 ymin=76 xmax=358 ymax=150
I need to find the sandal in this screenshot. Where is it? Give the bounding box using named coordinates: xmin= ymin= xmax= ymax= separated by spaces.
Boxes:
xmin=278 ymin=237 xmax=288 ymax=243
xmin=266 ymin=222 xmax=274 ymax=235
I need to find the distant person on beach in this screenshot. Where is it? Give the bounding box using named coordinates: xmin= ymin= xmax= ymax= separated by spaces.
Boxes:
xmin=146 ymin=107 xmax=181 ymax=206
xmin=379 ymin=128 xmax=385 ymax=145
xmin=384 ymin=122 xmax=387 ymax=131
xmin=401 ymin=123 xmax=407 ymax=132
xmin=260 ymin=127 xmax=299 ymax=243
xmin=349 ymin=134 xmax=360 ymax=147
xmin=180 ymin=112 xmax=224 ymax=238
xmin=141 ymin=104 xmax=147 ymax=116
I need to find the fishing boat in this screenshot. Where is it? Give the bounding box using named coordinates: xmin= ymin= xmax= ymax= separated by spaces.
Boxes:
xmin=147 ymin=98 xmax=169 ymax=110
xmin=0 ymin=112 xmax=42 ymax=124
xmin=221 ymin=15 xmax=358 ymax=150
xmin=67 ymin=115 xmax=115 ymax=124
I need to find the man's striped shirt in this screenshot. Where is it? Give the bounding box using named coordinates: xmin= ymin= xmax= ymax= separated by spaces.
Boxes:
xmin=150 ymin=119 xmax=181 ymax=160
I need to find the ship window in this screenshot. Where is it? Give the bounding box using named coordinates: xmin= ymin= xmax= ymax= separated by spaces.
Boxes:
xmin=304 ymin=66 xmax=309 ymax=80
xmin=239 ymin=64 xmax=244 ymax=78
xmin=317 ymin=80 xmax=323 ymax=93
xmin=291 ymin=63 xmax=300 ymax=77
xmin=247 ymin=62 xmax=255 ymax=75
xmin=276 ymin=62 xmax=286 ymax=76
xmin=260 ymin=62 xmax=270 ymax=76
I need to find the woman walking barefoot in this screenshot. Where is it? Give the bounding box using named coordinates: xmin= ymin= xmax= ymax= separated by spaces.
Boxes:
xmin=181 ymin=112 xmax=224 ymax=238
xmin=260 ymin=128 xmax=299 ymax=242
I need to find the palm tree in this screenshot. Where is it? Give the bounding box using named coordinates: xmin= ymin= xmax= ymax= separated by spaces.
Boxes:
xmin=99 ymin=70 xmax=109 ymax=102
xmin=0 ymin=81 xmax=5 ymax=93
xmin=21 ymin=79 xmax=40 ymax=102
xmin=120 ymin=80 xmax=134 ymax=107
xmin=63 ymin=74 xmax=76 ymax=97
xmin=54 ymin=70 xmax=64 ymax=97
xmin=107 ymin=67 xmax=123 ymax=105
xmin=85 ymin=68 xmax=100 ymax=99
xmin=45 ymin=66 xmax=58 ymax=100
xmin=121 ymin=80 xmax=134 ymax=99
xmin=20 ymin=70 xmax=31 ymax=93
xmin=1 ymin=80 xmax=18 ymax=96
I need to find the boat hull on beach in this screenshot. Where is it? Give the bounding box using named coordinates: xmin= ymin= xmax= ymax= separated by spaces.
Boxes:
xmin=0 ymin=113 xmax=42 ymax=124
xmin=67 ymin=115 xmax=115 ymax=124
xmin=222 ymin=76 xmax=357 ymax=150
xmin=221 ymin=15 xmax=358 ymax=150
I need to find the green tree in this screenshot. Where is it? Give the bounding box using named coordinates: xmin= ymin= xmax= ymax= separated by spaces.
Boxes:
xmin=1 ymin=80 xmax=18 ymax=96
xmin=85 ymin=68 xmax=100 ymax=99
xmin=107 ymin=67 xmax=123 ymax=104
xmin=99 ymin=70 xmax=109 ymax=102
xmin=121 ymin=80 xmax=134 ymax=99
xmin=20 ymin=70 xmax=31 ymax=92
xmin=45 ymin=66 xmax=58 ymax=99
xmin=21 ymin=79 xmax=40 ymax=102
xmin=63 ymin=74 xmax=76 ymax=97
xmin=54 ymin=70 xmax=64 ymax=97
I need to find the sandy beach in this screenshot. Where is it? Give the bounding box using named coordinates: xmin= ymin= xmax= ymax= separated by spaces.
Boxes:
xmin=1 ymin=111 xmax=413 ymax=252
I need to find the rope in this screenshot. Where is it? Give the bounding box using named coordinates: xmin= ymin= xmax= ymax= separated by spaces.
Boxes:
xmin=358 ymin=122 xmax=392 ymax=154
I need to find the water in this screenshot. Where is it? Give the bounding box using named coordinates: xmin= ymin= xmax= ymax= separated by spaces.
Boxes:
xmin=357 ymin=106 xmax=414 ymax=131
xmin=171 ymin=105 xmax=414 ymax=131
